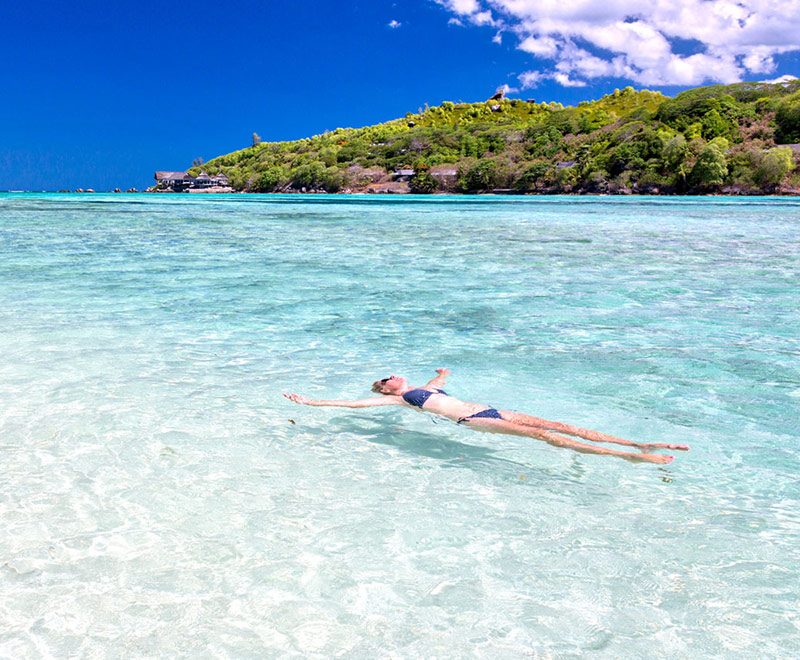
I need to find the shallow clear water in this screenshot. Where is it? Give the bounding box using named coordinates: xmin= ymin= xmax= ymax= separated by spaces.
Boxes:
xmin=1 ymin=193 xmax=799 ymax=657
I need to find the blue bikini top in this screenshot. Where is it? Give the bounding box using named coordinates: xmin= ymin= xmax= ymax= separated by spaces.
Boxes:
xmin=402 ymin=388 xmax=448 ymax=408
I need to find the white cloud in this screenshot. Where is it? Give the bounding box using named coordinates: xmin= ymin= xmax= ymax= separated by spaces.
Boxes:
xmin=471 ymin=10 xmax=496 ymax=26
xmin=499 ymin=83 xmax=519 ymax=94
xmin=437 ymin=0 xmax=800 ymax=87
xmin=444 ymin=0 xmax=481 ymax=15
xmin=388 ymin=19 xmax=401 ymax=29
xmin=437 ymin=1 xmax=495 ymax=26
xmin=492 ymin=32 xmax=503 ymax=44
xmin=518 ymin=70 xmax=546 ymax=87
xmin=762 ymin=74 xmax=799 ymax=83
xmin=519 ymin=35 xmax=558 ymax=57
xmin=653 ymin=52 xmax=743 ymax=85
xmin=448 ymin=17 xmax=464 ymax=26
xmin=556 ymin=46 xmax=616 ymax=79
xmin=742 ymin=48 xmax=776 ymax=74
xmin=553 ymin=72 xmax=588 ymax=87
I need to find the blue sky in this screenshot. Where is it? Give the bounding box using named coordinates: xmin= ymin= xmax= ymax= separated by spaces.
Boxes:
xmin=2 ymin=0 xmax=798 ymax=190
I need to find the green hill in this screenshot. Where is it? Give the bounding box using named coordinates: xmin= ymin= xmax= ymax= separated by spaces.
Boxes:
xmin=188 ymin=81 xmax=800 ymax=194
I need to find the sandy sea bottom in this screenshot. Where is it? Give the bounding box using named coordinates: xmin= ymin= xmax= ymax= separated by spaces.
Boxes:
xmin=1 ymin=193 xmax=799 ymax=658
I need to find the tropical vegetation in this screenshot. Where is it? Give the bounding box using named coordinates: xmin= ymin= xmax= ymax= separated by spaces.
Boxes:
xmin=188 ymin=81 xmax=800 ymax=194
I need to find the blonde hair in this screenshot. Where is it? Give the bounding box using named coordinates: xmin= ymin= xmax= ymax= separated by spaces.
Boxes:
xmin=371 ymin=378 xmax=390 ymax=393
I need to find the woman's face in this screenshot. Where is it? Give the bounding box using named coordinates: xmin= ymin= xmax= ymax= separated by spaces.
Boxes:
xmin=380 ymin=374 xmax=407 ymax=394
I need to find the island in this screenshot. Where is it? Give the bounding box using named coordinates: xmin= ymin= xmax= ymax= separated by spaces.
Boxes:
xmin=153 ymin=81 xmax=800 ymax=195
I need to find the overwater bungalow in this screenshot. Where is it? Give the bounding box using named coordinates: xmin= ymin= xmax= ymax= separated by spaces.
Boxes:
xmin=154 ymin=171 xmax=230 ymax=191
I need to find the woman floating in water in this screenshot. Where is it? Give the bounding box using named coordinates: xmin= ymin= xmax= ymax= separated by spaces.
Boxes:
xmin=284 ymin=368 xmax=688 ymax=464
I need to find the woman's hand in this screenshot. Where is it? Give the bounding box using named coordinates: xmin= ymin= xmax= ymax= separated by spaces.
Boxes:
xmin=435 ymin=368 xmax=451 ymax=377
xmin=283 ymin=392 xmax=311 ymax=405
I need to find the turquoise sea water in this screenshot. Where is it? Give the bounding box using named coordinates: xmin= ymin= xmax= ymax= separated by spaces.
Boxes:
xmin=1 ymin=193 xmax=798 ymax=657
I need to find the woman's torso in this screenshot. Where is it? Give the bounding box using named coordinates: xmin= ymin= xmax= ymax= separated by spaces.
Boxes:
xmin=401 ymin=388 xmax=489 ymax=421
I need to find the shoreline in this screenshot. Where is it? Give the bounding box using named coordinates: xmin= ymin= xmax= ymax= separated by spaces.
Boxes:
xmin=5 ymin=189 xmax=798 ymax=197
xmin=157 ymin=188 xmax=800 ymax=197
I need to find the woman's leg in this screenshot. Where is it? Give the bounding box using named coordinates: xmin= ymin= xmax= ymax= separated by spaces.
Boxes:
xmin=461 ymin=417 xmax=674 ymax=464
xmin=499 ymin=410 xmax=689 ymax=451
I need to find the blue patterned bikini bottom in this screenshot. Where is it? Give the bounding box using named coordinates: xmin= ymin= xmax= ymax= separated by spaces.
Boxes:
xmin=457 ymin=408 xmax=503 ymax=424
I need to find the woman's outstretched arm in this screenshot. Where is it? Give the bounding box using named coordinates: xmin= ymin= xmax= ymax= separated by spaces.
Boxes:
xmin=423 ymin=368 xmax=451 ymax=390
xmin=283 ymin=393 xmax=403 ymax=408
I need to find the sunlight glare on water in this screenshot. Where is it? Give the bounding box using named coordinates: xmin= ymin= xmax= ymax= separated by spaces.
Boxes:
xmin=1 ymin=193 xmax=799 ymax=657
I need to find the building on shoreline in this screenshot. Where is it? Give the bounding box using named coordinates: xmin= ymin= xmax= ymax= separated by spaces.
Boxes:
xmin=391 ymin=168 xmax=415 ymax=182
xmin=153 ymin=171 xmax=230 ymax=191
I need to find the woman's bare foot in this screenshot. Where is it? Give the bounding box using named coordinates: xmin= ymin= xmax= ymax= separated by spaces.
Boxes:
xmin=631 ymin=453 xmax=675 ymax=464
xmin=641 ymin=443 xmax=689 ymax=452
